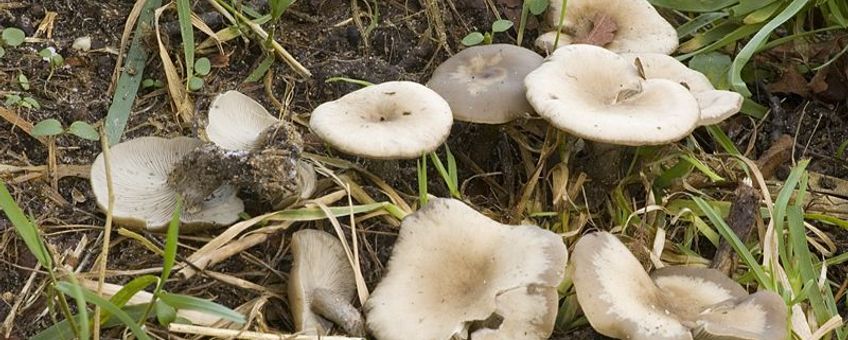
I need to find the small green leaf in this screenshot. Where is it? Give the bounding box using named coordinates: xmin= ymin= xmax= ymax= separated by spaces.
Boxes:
xmin=188 ymin=76 xmax=204 ymax=91
xmin=244 ymin=54 xmax=275 ymax=83
xmin=688 ymin=52 xmax=732 ymax=90
xmin=155 ymin=300 xmax=177 ymax=326
xmin=194 ymin=57 xmax=211 ymax=76
xmin=528 ymin=0 xmax=549 ymax=15
xmin=68 ymin=121 xmax=100 ymax=141
xmin=269 ymin=0 xmax=293 ymax=21
xmin=2 ymin=28 xmax=26 ymax=47
xmin=0 ymin=46 xmax=5 ymax=58
xmin=17 ymin=74 xmax=29 ymax=90
xmin=491 ymin=19 xmax=514 ymax=33
xmin=32 ymin=119 xmax=64 ymax=137
xmin=158 ymin=292 xmax=246 ymax=324
xmin=22 ymin=97 xmax=40 ymax=109
xmin=4 ymin=94 xmax=21 ymax=106
xmin=461 ymin=32 xmax=485 ymax=46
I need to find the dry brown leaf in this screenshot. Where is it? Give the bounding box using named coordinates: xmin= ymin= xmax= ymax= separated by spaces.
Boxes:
xmin=767 ymin=66 xmax=810 ymax=97
xmin=576 ymin=14 xmax=617 ymax=46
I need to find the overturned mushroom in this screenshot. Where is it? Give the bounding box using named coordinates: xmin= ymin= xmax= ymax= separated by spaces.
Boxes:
xmin=288 ymin=229 xmax=364 ymax=336
xmin=169 ymin=90 xmax=316 ymax=209
xmin=621 ymin=53 xmax=744 ymax=125
xmin=537 ymin=0 xmax=678 ymax=54
xmin=309 ymin=81 xmax=453 ymax=160
xmin=570 ymin=232 xmax=788 ymax=340
xmin=365 ymin=198 xmax=566 ymax=340
xmin=90 ymin=136 xmax=243 ymax=231
xmin=427 ymin=44 xmax=543 ymax=124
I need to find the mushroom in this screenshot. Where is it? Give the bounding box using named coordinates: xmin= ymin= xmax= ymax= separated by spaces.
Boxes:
xmin=309 ymin=81 xmax=453 ymax=160
xmin=364 ymin=198 xmax=566 ymax=340
xmin=524 ymin=44 xmax=700 ymax=184
xmin=570 ymin=232 xmax=692 ymax=340
xmin=537 ymin=0 xmax=678 ymax=55
xmin=621 ymin=53 xmax=744 ymax=125
xmin=90 ymin=136 xmax=243 ymax=231
xmin=287 ymin=229 xmax=364 ymax=336
xmin=570 ymin=232 xmax=788 ymax=340
xmin=426 ymin=44 xmax=543 ymax=124
xmin=169 ymin=90 xmax=317 ymax=209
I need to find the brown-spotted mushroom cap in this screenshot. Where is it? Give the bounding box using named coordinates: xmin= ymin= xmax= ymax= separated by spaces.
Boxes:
xmin=310 ymin=81 xmax=453 ymax=159
xmin=650 ymin=266 xmax=748 ymax=322
xmin=364 ymin=198 xmax=566 ymax=340
xmin=426 ymin=44 xmax=543 ymax=124
xmin=538 ymin=0 xmax=678 ymax=54
xmin=90 ymin=136 xmax=243 ymax=231
xmin=206 ymin=90 xmax=280 ymax=151
xmin=288 ymin=229 xmax=362 ymax=336
xmin=570 ymin=232 xmax=692 ymax=340
xmin=693 ymin=291 xmax=787 ymax=340
xmin=621 ymin=53 xmax=744 ymax=125
xmin=524 ymin=44 xmax=701 ymax=146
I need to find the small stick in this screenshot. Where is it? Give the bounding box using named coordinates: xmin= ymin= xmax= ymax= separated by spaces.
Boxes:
xmin=711 ymin=180 xmax=760 ymax=275
xmin=92 ymin=129 xmax=116 ymax=338
xmin=168 ymin=323 xmax=364 ymax=339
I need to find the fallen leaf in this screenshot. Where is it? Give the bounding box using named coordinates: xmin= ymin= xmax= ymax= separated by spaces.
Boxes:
xmin=576 ymin=14 xmax=617 ymax=46
xmin=767 ymin=66 xmax=810 ymax=97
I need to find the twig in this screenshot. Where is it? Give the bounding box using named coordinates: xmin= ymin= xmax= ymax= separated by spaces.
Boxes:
xmin=168 ymin=323 xmax=364 ymax=339
xmin=711 ymin=180 xmax=760 ymax=275
xmin=92 ymin=129 xmax=116 ymax=338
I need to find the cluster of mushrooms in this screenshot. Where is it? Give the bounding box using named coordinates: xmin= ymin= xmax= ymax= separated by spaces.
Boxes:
xmin=86 ymin=0 xmax=789 ymax=338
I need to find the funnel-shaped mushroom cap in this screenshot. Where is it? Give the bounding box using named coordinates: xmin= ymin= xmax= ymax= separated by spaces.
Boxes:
xmin=90 ymin=137 xmax=244 ymax=231
xmin=693 ymin=291 xmax=787 ymax=340
xmin=426 ymin=44 xmax=543 ymax=124
xmin=309 ymin=81 xmax=453 ymax=159
xmin=470 ymin=285 xmax=560 ymax=340
xmin=650 ymin=266 xmax=748 ymax=321
xmin=525 ymin=44 xmax=700 ymax=146
xmin=288 ymin=229 xmax=357 ymax=335
xmin=541 ymin=0 xmax=678 ymax=54
xmin=206 ymin=90 xmax=280 ymax=151
xmin=570 ymin=232 xmax=691 ymax=340
xmin=621 ymin=53 xmax=743 ymax=126
xmin=364 ymin=198 xmax=566 ymax=340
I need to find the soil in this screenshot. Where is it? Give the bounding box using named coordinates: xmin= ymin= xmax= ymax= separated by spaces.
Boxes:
xmin=0 ymin=0 xmax=846 ymax=339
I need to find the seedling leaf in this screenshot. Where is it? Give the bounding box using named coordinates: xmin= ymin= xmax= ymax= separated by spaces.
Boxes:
xmin=188 ymin=76 xmax=204 ymax=91
xmin=492 ymin=19 xmax=514 ymax=33
xmin=461 ymin=32 xmax=485 ymax=46
xmin=528 ymin=0 xmax=549 ymax=15
xmin=194 ymin=57 xmax=211 ymax=76
xmin=32 ymin=119 xmax=64 ymax=137
xmin=68 ymin=121 xmax=100 ymax=141
xmin=2 ymin=28 xmax=26 ymax=47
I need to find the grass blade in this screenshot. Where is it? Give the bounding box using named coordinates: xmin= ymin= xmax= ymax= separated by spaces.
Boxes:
xmin=0 ymin=181 xmax=52 ymax=269
xmin=175 ymin=0 xmax=194 ymax=90
xmin=55 ymin=282 xmax=151 ymax=340
xmin=158 ymin=292 xmax=245 ymax=324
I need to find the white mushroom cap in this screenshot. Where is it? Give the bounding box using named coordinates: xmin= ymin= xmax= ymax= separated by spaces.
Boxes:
xmin=650 ymin=266 xmax=748 ymax=322
xmin=90 ymin=136 xmax=243 ymax=231
xmin=364 ymin=198 xmax=566 ymax=340
xmin=206 ymin=90 xmax=280 ymax=151
xmin=470 ymin=284 xmax=560 ymax=340
xmin=309 ymin=81 xmax=453 ymax=160
xmin=524 ymin=44 xmax=700 ymax=146
xmin=541 ymin=0 xmax=678 ymax=54
xmin=570 ymin=232 xmax=691 ymax=340
xmin=288 ymin=229 xmax=358 ymax=335
xmin=693 ymin=291 xmax=788 ymax=340
xmin=426 ymin=44 xmax=544 ymax=124
xmin=621 ymin=53 xmax=743 ymax=125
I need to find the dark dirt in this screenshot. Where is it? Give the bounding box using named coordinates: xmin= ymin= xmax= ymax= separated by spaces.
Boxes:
xmin=1 ymin=0 xmax=847 ymax=339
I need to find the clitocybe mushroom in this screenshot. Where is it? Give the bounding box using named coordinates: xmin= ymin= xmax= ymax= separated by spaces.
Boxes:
xmin=525 ymin=44 xmax=701 ymax=146
xmin=169 ymin=90 xmax=316 ymax=209
xmin=90 ymin=136 xmax=244 ymax=231
xmin=288 ymin=229 xmax=364 ymax=336
xmin=621 ymin=53 xmax=744 ymax=125
xmin=570 ymin=231 xmax=787 ymax=340
xmin=427 ymin=44 xmax=543 ymax=124
xmin=537 ymin=0 xmax=678 ymax=54
xmin=309 ymin=81 xmax=453 ymax=160
xmin=364 ymin=198 xmax=567 ymax=340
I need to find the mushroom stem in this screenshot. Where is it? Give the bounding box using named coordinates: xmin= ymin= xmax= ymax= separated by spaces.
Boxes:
xmin=310 ymin=288 xmax=365 ymax=337
xmin=585 ymin=141 xmax=628 ymax=187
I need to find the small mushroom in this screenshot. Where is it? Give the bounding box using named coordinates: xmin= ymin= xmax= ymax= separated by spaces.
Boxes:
xmin=90 ymin=136 xmax=243 ymax=231
xmin=525 ymin=44 xmax=700 ymax=146
xmin=288 ymin=229 xmax=364 ymax=336
xmin=538 ymin=0 xmax=678 ymax=54
xmin=693 ymin=291 xmax=787 ymax=340
xmin=309 ymin=81 xmax=453 ymax=160
xmin=205 ymin=90 xmax=280 ymax=151
xmin=427 ymin=44 xmax=544 ymax=124
xmin=364 ymin=198 xmax=566 ymax=340
xmin=570 ymin=232 xmax=691 ymax=340
xmin=571 ymin=232 xmax=788 ymax=340
xmin=622 ymin=53 xmax=744 ymax=125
